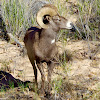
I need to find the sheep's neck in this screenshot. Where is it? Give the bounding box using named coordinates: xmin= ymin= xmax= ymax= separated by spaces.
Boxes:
xmin=41 ymin=28 xmax=59 ymax=40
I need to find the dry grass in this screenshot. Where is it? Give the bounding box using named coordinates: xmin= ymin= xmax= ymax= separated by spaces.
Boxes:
xmin=0 ymin=0 xmax=100 ymax=99
xmin=0 ymin=40 xmax=100 ymax=99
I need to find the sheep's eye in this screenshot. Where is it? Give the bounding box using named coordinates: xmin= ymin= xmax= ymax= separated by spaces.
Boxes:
xmin=56 ymin=18 xmax=61 ymax=22
xmin=57 ymin=18 xmax=61 ymax=21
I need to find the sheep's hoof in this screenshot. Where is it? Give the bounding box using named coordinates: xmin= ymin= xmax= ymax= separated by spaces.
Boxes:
xmin=39 ymin=90 xmax=51 ymax=98
xmin=44 ymin=91 xmax=51 ymax=98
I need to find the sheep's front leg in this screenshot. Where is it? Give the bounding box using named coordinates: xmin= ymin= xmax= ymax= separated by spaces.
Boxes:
xmin=37 ymin=62 xmax=45 ymax=96
xmin=47 ymin=61 xmax=55 ymax=93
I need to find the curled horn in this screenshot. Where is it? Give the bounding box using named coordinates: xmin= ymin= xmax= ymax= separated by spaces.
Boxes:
xmin=36 ymin=4 xmax=58 ymax=29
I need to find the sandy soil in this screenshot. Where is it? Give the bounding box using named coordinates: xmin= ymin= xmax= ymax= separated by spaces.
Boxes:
xmin=0 ymin=39 xmax=100 ymax=99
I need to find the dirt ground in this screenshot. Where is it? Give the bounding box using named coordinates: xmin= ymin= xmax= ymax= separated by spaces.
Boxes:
xmin=0 ymin=39 xmax=100 ymax=100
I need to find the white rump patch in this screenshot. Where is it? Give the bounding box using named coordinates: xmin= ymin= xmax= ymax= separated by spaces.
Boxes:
xmin=51 ymin=39 xmax=55 ymax=44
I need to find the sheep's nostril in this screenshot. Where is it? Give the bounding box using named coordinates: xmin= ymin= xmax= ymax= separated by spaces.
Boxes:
xmin=66 ymin=21 xmax=72 ymax=29
xmin=66 ymin=21 xmax=76 ymax=32
xmin=70 ymin=23 xmax=76 ymax=32
xmin=66 ymin=21 xmax=76 ymax=31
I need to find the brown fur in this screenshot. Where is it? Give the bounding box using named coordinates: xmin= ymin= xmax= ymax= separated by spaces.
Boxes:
xmin=24 ymin=14 xmax=75 ymax=96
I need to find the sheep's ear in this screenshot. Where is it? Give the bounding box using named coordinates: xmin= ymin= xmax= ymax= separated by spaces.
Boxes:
xmin=46 ymin=16 xmax=52 ymax=21
xmin=43 ymin=15 xmax=51 ymax=24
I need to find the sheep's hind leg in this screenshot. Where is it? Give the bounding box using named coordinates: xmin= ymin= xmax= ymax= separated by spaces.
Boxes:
xmin=28 ymin=58 xmax=38 ymax=92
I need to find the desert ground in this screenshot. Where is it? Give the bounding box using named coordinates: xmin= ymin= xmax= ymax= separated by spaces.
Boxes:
xmin=0 ymin=39 xmax=100 ymax=100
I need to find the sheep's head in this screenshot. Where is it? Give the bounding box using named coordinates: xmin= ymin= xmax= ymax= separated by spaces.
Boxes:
xmin=36 ymin=4 xmax=76 ymax=31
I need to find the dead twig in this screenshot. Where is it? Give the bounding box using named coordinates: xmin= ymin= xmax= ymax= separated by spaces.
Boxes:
xmin=7 ymin=33 xmax=23 ymax=48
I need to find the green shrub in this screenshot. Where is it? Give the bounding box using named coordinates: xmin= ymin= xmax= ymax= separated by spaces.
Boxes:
xmin=1 ymin=0 xmax=100 ymax=40
xmin=77 ymin=0 xmax=100 ymax=40
xmin=1 ymin=0 xmax=36 ymax=39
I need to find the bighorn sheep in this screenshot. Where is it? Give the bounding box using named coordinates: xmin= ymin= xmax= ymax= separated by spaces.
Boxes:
xmin=24 ymin=4 xmax=75 ymax=96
